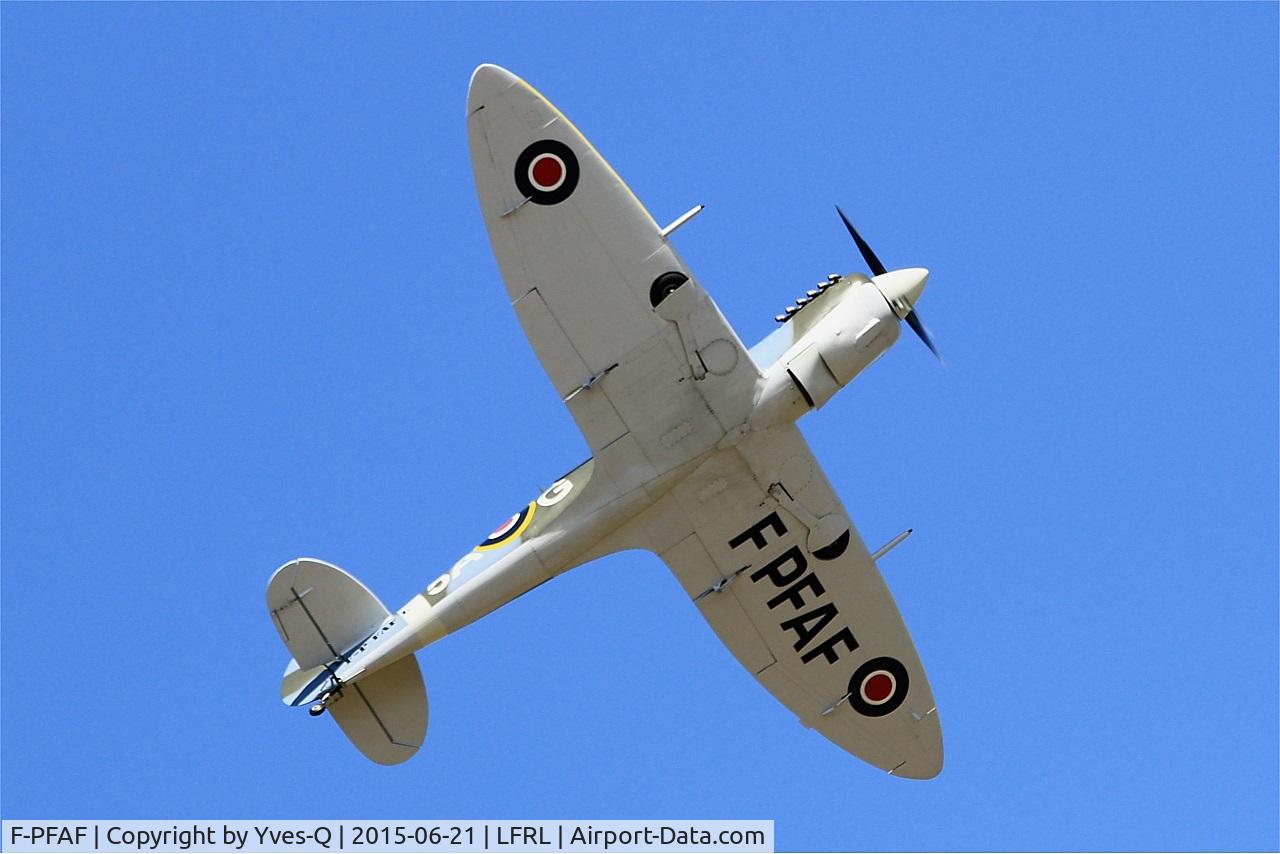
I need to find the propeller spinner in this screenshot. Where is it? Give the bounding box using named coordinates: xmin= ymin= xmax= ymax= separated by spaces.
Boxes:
xmin=835 ymin=206 xmax=942 ymax=364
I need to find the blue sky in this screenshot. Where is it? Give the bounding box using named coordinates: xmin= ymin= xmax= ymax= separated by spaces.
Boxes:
xmin=3 ymin=3 xmax=1276 ymax=851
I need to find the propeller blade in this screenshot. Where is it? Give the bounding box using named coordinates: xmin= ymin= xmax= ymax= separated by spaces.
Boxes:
xmin=903 ymin=310 xmax=943 ymax=364
xmin=835 ymin=205 xmax=887 ymax=277
xmin=837 ymin=205 xmax=941 ymax=364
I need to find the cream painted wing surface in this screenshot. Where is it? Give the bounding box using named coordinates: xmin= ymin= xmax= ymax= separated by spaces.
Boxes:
xmin=642 ymin=424 xmax=942 ymax=778
xmin=467 ymin=65 xmax=758 ymax=490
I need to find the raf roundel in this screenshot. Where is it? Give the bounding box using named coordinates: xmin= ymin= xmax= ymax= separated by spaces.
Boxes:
xmin=847 ymin=656 xmax=911 ymax=717
xmin=529 ymin=154 xmax=565 ymax=191
xmin=861 ymin=671 xmax=895 ymax=704
xmin=514 ymin=139 xmax=580 ymax=205
xmin=476 ymin=502 xmax=535 ymax=551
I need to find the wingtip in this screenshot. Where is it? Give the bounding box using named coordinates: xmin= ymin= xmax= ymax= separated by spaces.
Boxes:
xmin=467 ymin=64 xmax=520 ymax=113
xmin=889 ymin=740 xmax=944 ymax=780
xmin=470 ymin=62 xmax=515 ymax=81
xmin=892 ymin=758 xmax=943 ymax=780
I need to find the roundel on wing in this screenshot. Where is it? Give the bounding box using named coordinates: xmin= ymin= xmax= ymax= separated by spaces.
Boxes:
xmin=514 ymin=140 xmax=580 ymax=205
xmin=477 ymin=502 xmax=536 ymax=551
xmin=846 ymin=656 xmax=910 ymax=717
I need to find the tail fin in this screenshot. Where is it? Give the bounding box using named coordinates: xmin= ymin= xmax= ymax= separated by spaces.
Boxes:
xmin=267 ymin=558 xmax=428 ymax=765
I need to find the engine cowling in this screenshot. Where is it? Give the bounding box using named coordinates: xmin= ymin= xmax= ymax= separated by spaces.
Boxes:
xmin=751 ymin=278 xmax=899 ymax=429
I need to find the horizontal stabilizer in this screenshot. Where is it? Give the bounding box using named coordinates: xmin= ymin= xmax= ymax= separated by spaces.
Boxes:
xmin=330 ymin=653 xmax=428 ymax=765
xmin=267 ymin=558 xmax=388 ymax=669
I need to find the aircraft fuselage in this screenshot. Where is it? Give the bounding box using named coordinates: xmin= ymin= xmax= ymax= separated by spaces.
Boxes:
xmin=309 ymin=274 xmax=904 ymax=705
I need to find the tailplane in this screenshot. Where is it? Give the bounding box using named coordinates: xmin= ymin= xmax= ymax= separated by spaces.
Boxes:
xmin=267 ymin=558 xmax=428 ymax=765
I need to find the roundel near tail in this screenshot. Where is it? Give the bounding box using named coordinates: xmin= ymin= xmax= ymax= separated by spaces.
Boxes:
xmin=477 ymin=502 xmax=535 ymax=551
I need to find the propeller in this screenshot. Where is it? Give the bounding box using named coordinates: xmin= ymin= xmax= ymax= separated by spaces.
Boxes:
xmin=835 ymin=205 xmax=942 ymax=364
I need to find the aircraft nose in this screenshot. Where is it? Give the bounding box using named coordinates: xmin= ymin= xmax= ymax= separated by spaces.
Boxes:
xmin=872 ymin=267 xmax=930 ymax=319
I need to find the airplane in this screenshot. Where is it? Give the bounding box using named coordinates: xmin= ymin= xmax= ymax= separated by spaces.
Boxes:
xmin=267 ymin=63 xmax=944 ymax=779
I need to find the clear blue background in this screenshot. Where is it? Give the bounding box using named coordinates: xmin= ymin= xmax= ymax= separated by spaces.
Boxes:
xmin=3 ymin=4 xmax=1276 ymax=851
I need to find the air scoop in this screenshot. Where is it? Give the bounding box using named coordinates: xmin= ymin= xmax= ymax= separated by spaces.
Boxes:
xmin=872 ymin=268 xmax=929 ymax=319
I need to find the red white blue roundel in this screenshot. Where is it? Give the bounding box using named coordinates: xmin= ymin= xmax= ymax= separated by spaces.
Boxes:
xmin=847 ymin=656 xmax=910 ymax=717
xmin=514 ymin=140 xmax=579 ymax=205
xmin=476 ymin=502 xmax=535 ymax=551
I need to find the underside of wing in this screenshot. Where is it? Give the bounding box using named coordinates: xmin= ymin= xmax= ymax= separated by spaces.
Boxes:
xmin=467 ymin=65 xmax=758 ymax=489
xmin=638 ymin=425 xmax=942 ymax=778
